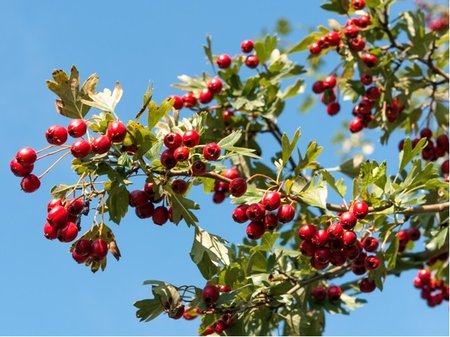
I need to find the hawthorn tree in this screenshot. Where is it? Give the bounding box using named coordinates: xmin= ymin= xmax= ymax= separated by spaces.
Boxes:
xmin=9 ymin=0 xmax=449 ymax=335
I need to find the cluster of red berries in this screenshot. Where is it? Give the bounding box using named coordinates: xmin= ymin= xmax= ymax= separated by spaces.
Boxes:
xmin=395 ymin=227 xmax=421 ymax=253
xmin=399 ymin=130 xmax=449 ymax=179
xmin=201 ymin=313 xmax=234 ymax=336
xmin=311 ymin=75 xmax=341 ymax=116
xmin=128 ymin=182 xmax=177 ymax=226
xmin=298 ymin=201 xmax=380 ymax=288
xmin=413 ymin=268 xmax=449 ymax=307
xmin=161 ymin=129 xmax=221 ymax=170
xmin=232 ymin=191 xmax=296 ymax=240
xmin=311 ymin=284 xmax=343 ymax=302
xmin=216 ymin=39 xmax=259 ymax=70
xmin=200 ymin=284 xmax=234 ymax=335
xmin=10 ymin=118 xmax=129 ymax=193
xmin=212 ymin=167 xmax=247 ymax=204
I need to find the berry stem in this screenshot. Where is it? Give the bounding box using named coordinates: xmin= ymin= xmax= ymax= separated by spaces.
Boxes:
xmin=38 ymin=151 xmax=71 ymax=180
xmin=36 ymin=146 xmax=70 ymax=160
xmin=36 ymin=145 xmax=56 ymax=154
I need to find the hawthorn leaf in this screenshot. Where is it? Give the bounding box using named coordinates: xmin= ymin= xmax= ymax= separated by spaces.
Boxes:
xmin=134 ymin=299 xmax=164 ymax=322
xmin=398 ymin=137 xmax=427 ymax=172
xmin=105 ymin=182 xmax=129 ymax=224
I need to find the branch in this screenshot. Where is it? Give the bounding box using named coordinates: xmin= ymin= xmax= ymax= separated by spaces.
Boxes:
xmin=324 ymin=201 xmax=449 ymax=215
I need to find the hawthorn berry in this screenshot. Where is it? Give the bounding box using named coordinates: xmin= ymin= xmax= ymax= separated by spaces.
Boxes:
xmin=67 ymin=119 xmax=87 ymax=138
xmin=106 ymin=120 xmax=127 ymax=143
xmin=312 ymin=81 xmax=325 ymax=94
xmin=327 ymin=102 xmax=340 ymax=116
xmin=245 ymin=54 xmax=259 ymax=68
xmin=311 ymin=287 xmax=327 ymax=301
xmin=232 ymin=204 xmax=249 ymax=223
xmin=46 ymin=125 xmax=68 ymax=145
xmin=91 ymin=135 xmax=112 ymax=154
xmin=91 ymin=238 xmax=108 ymax=260
xmin=441 ymin=160 xmax=449 ymax=174
xmin=182 ymin=92 xmax=197 ymax=107
xmin=173 ymin=146 xmax=190 ymax=162
xmin=298 ymin=224 xmax=317 ymax=241
xmin=310 ymin=42 xmax=322 ymax=54
xmin=323 ymin=75 xmax=337 ymax=89
xmin=396 ymin=230 xmax=409 ymax=245
xmin=417 ymin=268 xmax=431 ymax=283
xmin=47 ymin=198 xmax=63 ymax=212
xmin=349 ymin=117 xmax=364 ymax=133
xmin=331 ymin=252 xmax=347 ymax=266
xmin=342 ymin=230 xmax=357 ymax=246
xmin=172 ymin=179 xmax=188 ymax=195
xmin=216 ymin=54 xmax=232 ymax=69
xmin=436 ymin=134 xmax=449 ymax=152
xmin=213 ymin=190 xmax=226 ymax=204
xmin=364 ymin=255 xmax=380 ymax=270
xmin=72 ymin=250 xmax=89 ymax=263
xmin=312 ymin=229 xmax=329 ymax=246
xmin=352 ymin=201 xmax=369 ymax=219
xmin=199 ymin=88 xmax=214 ymax=104
xmin=66 ymin=198 xmax=84 ymax=215
xmin=164 ymin=132 xmax=183 ymax=150
xmin=222 ymin=110 xmax=234 ymax=124
xmin=168 ymin=95 xmax=184 ymax=110
xmin=75 ymin=239 xmax=92 ymax=256
xmin=182 ymin=130 xmax=200 ymax=148
xmin=192 ymin=160 xmax=207 ymax=175
xmin=264 ymin=213 xmax=278 ymax=230
xmin=135 ymin=202 xmax=154 ymax=219
xmin=16 ymin=147 xmax=37 ymax=166
xmin=300 ymin=240 xmax=316 ymax=256
xmin=362 ymin=53 xmax=378 ymax=68
xmin=352 ymin=0 xmax=365 ymax=10
xmin=339 ymin=211 xmax=357 ymax=229
xmin=277 ymin=204 xmax=295 ymax=223
xmin=344 ymin=24 xmax=359 ymax=38
xmin=21 ymin=174 xmax=41 ymax=193
xmin=246 ymin=203 xmax=266 ymax=221
xmin=262 ymin=191 xmax=281 ymax=211
xmin=327 ymin=223 xmax=344 ymax=239
xmin=10 ymin=158 xmax=34 ymax=177
xmin=314 ymin=247 xmax=331 ymax=264
xmin=71 ymin=139 xmax=91 ymax=158
xmin=153 ymin=206 xmax=169 ymax=225
xmin=327 ymin=285 xmax=342 ymax=301
xmin=361 ymin=236 xmax=379 ymax=252
xmin=222 ymin=167 xmax=240 ymax=179
xmin=358 ymin=14 xmax=371 ymax=28
xmin=229 ymin=178 xmax=247 ymax=197
xmin=203 ymin=143 xmax=221 ymax=161
xmin=129 ymin=190 xmax=149 ymax=208
xmin=241 ymin=39 xmax=254 ymax=53
xmin=349 ymin=36 xmax=366 ymax=51
xmin=246 ymin=221 xmax=265 ymax=239
xmin=207 ymin=77 xmax=223 ymax=94
xmin=202 ymin=284 xmax=219 ymax=305
xmin=366 ymin=86 xmax=381 ymax=100
xmin=58 ymin=222 xmax=79 ymax=242
xmin=160 ymin=149 xmax=177 ymax=169
xmin=327 ymin=31 xmax=341 ymax=46
xmin=43 ymin=222 xmax=58 ymax=240
xmin=359 ymin=278 xmax=376 ymax=293
xmin=360 ymin=73 xmax=373 ymax=85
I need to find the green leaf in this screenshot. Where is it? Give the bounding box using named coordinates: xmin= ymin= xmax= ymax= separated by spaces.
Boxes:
xmin=296 ymin=176 xmax=328 ymax=209
xmin=169 ymin=191 xmax=200 ymax=227
xmin=190 ymin=226 xmax=230 ymax=279
xmin=105 ymin=182 xmax=129 ymax=224
xmin=297 ymin=141 xmax=323 ymax=171
xmin=386 ymin=236 xmax=400 ymax=270
xmin=398 ymin=138 xmax=427 ymax=172
xmin=127 ymin=120 xmax=157 ymax=158
xmin=338 ymin=154 xmax=364 ymax=178
xmin=148 ymin=98 xmax=173 ymax=130
xmin=134 ymin=299 xmax=164 ymax=322
xmin=46 ymin=65 xmax=98 ymax=118
xmin=320 ymin=170 xmax=347 ymax=198
xmin=281 ymin=128 xmax=301 ymax=165
xmin=203 ymin=35 xmax=214 ymax=66
xmin=426 ymin=227 xmax=449 ymax=251
xmin=280 ymin=79 xmax=304 ymax=99
xmin=217 ymin=130 xmax=242 ymax=148
xmin=320 ymin=0 xmax=350 ymax=14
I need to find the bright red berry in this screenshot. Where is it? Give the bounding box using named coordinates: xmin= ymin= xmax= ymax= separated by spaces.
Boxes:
xmin=43 ymin=222 xmax=58 ymax=240
xmin=58 ymin=222 xmax=79 ymax=242
xmin=16 ymin=147 xmax=37 ymax=166
xmin=312 ymin=229 xmax=329 ymax=247
xmin=417 ymin=268 xmax=431 ymax=283
xmin=362 ymin=53 xmax=378 ymax=68
xmin=349 ymin=117 xmax=364 ymax=133
xmin=203 ymin=143 xmax=221 ymax=161
xmin=245 ymin=55 xmax=259 ymax=68
xmin=241 ymin=40 xmax=254 ymax=53
xmin=277 ymin=204 xmax=295 ymax=223
xmin=173 ymin=146 xmax=190 ymax=162
xmin=264 ymin=213 xmax=278 ymax=230
xmin=107 ymin=120 xmax=127 ymax=143
xmin=46 ymin=125 xmax=68 ymax=145
xmin=327 ymin=31 xmax=341 ymax=46
xmin=262 ymin=191 xmax=281 ymax=211
xmin=362 ymin=236 xmax=379 ymax=252
xmin=298 ymin=224 xmax=317 ymax=241
xmin=168 ymin=95 xmax=184 ymax=110
xmin=182 ymin=130 xmax=200 ymax=148
xmin=21 ymin=174 xmax=41 ymax=193
xmin=222 ymin=167 xmax=240 ymax=180
xmin=216 ymin=54 xmax=232 ymax=69
xmin=164 ymin=132 xmax=183 ymax=150
xmin=327 ymin=285 xmax=342 ymax=301
xmin=342 ymin=231 xmax=357 ymax=246
xmin=310 ymin=43 xmax=322 ymax=54
xmin=323 ymin=75 xmax=337 ymax=89
xmin=340 ymin=211 xmax=357 ymax=229
xmin=327 ymin=223 xmax=344 ymax=239
xmin=246 ymin=203 xmax=266 ymax=221
xmin=71 ymin=139 xmax=91 ymax=158
xmin=207 ymin=77 xmax=223 ymax=94
xmin=91 ymin=238 xmax=108 ymax=260
xmin=66 ymin=198 xmax=84 ymax=215
xmin=232 ymin=204 xmax=249 ymax=223
xmin=182 ymin=92 xmax=197 ymax=107
xmin=202 ymin=284 xmax=219 ymax=305
xmin=10 ymin=158 xmax=34 ymax=177
xmin=364 ymin=255 xmax=380 ymax=270
xmin=352 ymin=201 xmax=369 ymax=219
xmin=246 ymin=221 xmax=265 ymax=239
xmin=199 ymin=88 xmax=214 ymax=104
xmin=349 ymin=36 xmax=366 ymax=51
xmin=67 ymin=119 xmax=87 ymax=138
xmin=314 ymin=247 xmax=331 ymax=264
xmin=91 ymin=135 xmax=112 ymax=154
xmin=352 ymin=0 xmax=365 ymax=10
xmin=229 ymin=178 xmax=247 ymax=197
xmin=343 ymin=24 xmax=359 ymax=38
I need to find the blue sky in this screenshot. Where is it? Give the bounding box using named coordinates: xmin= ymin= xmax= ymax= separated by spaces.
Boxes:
xmin=1 ymin=0 xmax=448 ymax=335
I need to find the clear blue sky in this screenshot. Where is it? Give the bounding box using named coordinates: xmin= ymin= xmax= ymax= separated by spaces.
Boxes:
xmin=1 ymin=0 xmax=448 ymax=335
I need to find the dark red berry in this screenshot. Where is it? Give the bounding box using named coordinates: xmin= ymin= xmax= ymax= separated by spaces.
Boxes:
xmin=359 ymin=278 xmax=376 ymax=292
xmin=362 ymin=236 xmax=379 ymax=252
xmin=67 ymin=119 xmax=87 ymax=138
xmin=349 ymin=36 xmax=366 ymax=51
xmin=360 ymin=73 xmax=373 ymax=85
xmin=245 ymin=55 xmax=259 ymax=68
xmin=58 ymin=222 xmax=79 ymax=242
xmin=314 ymin=247 xmax=331 ymax=264
xmin=342 ymin=231 xmax=357 ymax=246
xmin=232 ymin=204 xmax=249 ymax=223
xmin=246 ymin=221 xmax=265 ymax=239
xmin=300 ymin=240 xmax=316 ymax=256
xmin=312 ymin=229 xmax=329 ymax=246
xmin=46 ymin=125 xmax=68 ymax=145
xmin=366 ymin=86 xmax=381 ymax=100
xmin=441 ymin=160 xmax=449 ymax=174
xmin=182 ymin=130 xmax=200 ymax=148
xmin=362 ymin=53 xmax=378 ymax=68
xmin=352 ymin=201 xmax=369 ymax=219
xmin=420 ymin=128 xmax=433 ymax=139
xmin=298 ymin=224 xmax=317 ymax=241
xmin=213 ymin=190 xmax=226 ymax=204
xmin=229 ymin=178 xmax=247 ymax=197
xmin=207 ymin=77 xmax=223 ymax=94
xmin=312 ymin=81 xmax=325 ymax=94
xmin=311 ymin=287 xmax=327 ymax=301
xmin=344 ymin=24 xmax=359 ymax=38
xmin=21 ymin=174 xmax=41 ymax=193
xmin=91 ymin=238 xmax=108 ymax=260
xmin=216 ymin=54 xmax=232 ymax=69
xmin=264 ymin=213 xmax=278 ymax=230
xmin=241 ymin=39 xmax=254 ymax=53
xmin=327 ymin=285 xmax=342 ymax=301
xmin=262 ymin=191 xmax=281 ymax=211
xmin=152 ymin=206 xmax=169 ymax=225
xmin=327 ymin=223 xmax=344 ymax=239
xmin=173 ymin=146 xmax=190 ymax=162
xmin=160 ymin=149 xmax=177 ymax=169
xmin=246 ymin=203 xmax=266 ymax=221
xmin=202 ymin=284 xmax=219 ymax=305
xmin=164 ymin=132 xmax=183 ymax=150
xmin=327 ymin=102 xmax=340 ymax=116
xmin=128 ymin=190 xmax=149 ymax=208
xmin=340 ymin=211 xmax=357 ymax=230
xmin=172 ymin=179 xmax=188 ymax=195
xmin=66 ymin=198 xmax=84 ymax=215
xmin=72 ymin=250 xmax=88 ymax=263
xmin=364 ymin=255 xmax=380 ymax=270
xmin=135 ymin=202 xmax=155 ymax=219
xmin=75 ymin=239 xmax=92 ymax=256
xmin=203 ymin=143 xmax=221 ymax=161
xmin=192 ymin=160 xmax=207 ymax=175
xmin=277 ymin=204 xmax=295 ymax=223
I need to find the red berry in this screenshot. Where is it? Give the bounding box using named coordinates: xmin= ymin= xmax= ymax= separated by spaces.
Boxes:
xmin=222 ymin=110 xmax=234 ymax=124
xmin=327 ymin=285 xmax=342 ymax=301
xmin=349 ymin=117 xmax=364 ymax=133
xmin=136 ymin=202 xmax=155 ymax=219
xmin=420 ymin=128 xmax=433 ymax=139
xmin=317 ymin=36 xmax=330 ymax=49
xmin=366 ymin=86 xmax=381 ymax=100
xmin=66 ymin=198 xmax=84 ymax=215
xmin=277 ymin=204 xmax=295 ymax=223
xmin=321 ymin=90 xmax=336 ymax=104
xmin=362 ymin=236 xmax=379 ymax=252
xmin=344 ymin=24 xmax=359 ymax=38
xmin=43 ymin=222 xmax=58 ymax=240
xmin=207 ymin=77 xmax=223 ymax=94
xmin=352 ymin=201 xmax=369 ymax=219
xmin=172 ymin=179 xmax=188 ymax=195
xmin=58 ymin=222 xmax=78 ymax=242
xmin=436 ymin=134 xmax=449 ymax=152
xmin=360 ymin=73 xmax=373 ymax=85
xmin=91 ymin=238 xmax=108 ymax=260
xmin=222 ymin=167 xmax=240 ymax=179
xmin=396 ymin=230 xmax=409 ymax=245
xmin=364 ymin=255 xmax=380 ymax=270
xmin=327 ymin=102 xmax=340 ymax=116
xmin=314 ymin=247 xmax=331 ymax=264
xmin=202 ymin=284 xmax=219 ymax=305
xmin=264 ymin=213 xmax=278 ymax=230
xmin=107 ymin=120 xmax=127 ymax=143
xmin=192 ymin=160 xmax=207 ymax=175
xmin=342 ymin=231 xmax=357 ymax=246
xmin=413 ymin=276 xmax=424 ymax=289
xmin=218 ymin=285 xmax=231 ymax=292
xmin=75 ymin=239 xmax=92 ymax=256
xmin=312 ymin=229 xmax=329 ymax=247
xmin=312 ymin=81 xmax=325 ymax=94
xmin=352 ymin=0 xmax=365 ymax=10
xmin=213 ymin=190 xmax=226 ymax=204
xmin=168 ymin=95 xmax=184 ymax=110
xmin=358 ymin=15 xmax=371 ymax=28
xmin=246 ymin=203 xmax=266 ymax=221
xmin=10 ymin=158 xmax=34 ymax=177
xmin=202 ymin=326 xmax=216 ymax=336
xmin=441 ymin=160 xmax=449 ymax=174
xmin=229 ymin=178 xmax=247 ymax=197
xmin=362 ymin=53 xmax=378 ymax=68
xmin=160 ymin=149 xmax=177 ymax=169
xmin=47 ymin=205 xmax=69 ymax=228
xmin=344 ymin=244 xmax=361 ymax=260
xmin=199 ymin=88 xmax=214 ymax=104
xmin=299 ymin=224 xmax=317 ymax=241
xmin=359 ymin=278 xmax=376 ymax=292
xmin=182 ymin=92 xmax=197 ymax=108
xmin=91 ymin=135 xmax=111 ymax=154
xmin=331 ymin=251 xmax=347 ymax=266
xmin=182 ymin=130 xmax=200 ymax=148
xmin=349 ymin=36 xmax=366 ymax=51
xmin=311 ymin=287 xmax=327 ymax=301
xmin=72 ymin=250 xmax=88 ymax=263
xmin=47 ymin=198 xmax=63 ymax=212
xmin=164 ymin=132 xmax=182 ymax=150
xmin=241 ymin=40 xmax=254 ymax=53
xmin=245 ymin=55 xmax=259 ymax=68
xmin=418 ymin=269 xmax=431 ymax=283
xmin=327 ymin=223 xmax=344 ymax=239
xmin=203 ymin=143 xmax=221 ymax=161
xmin=129 ymin=190 xmax=149 ymax=208
xmin=67 ymin=119 xmax=87 ymax=138
xmin=153 ymin=206 xmax=169 ymax=225
xmin=71 ymin=139 xmax=91 ymax=158
xmin=46 ymin=125 xmax=68 ymax=145
xmin=173 ymin=146 xmax=190 ymax=162
xmin=232 ymin=204 xmax=249 ymax=223
xmin=262 ymin=191 xmax=281 ymax=211
xmin=246 ymin=221 xmax=265 ymax=239
xmin=16 ymin=147 xmax=37 ymax=166
xmin=216 ymin=54 xmax=232 ymax=69
xmin=309 ymin=43 xmax=322 ymax=54
xmin=323 ymin=75 xmax=337 ymax=89
xmin=299 ymin=240 xmax=316 ymax=256
xmin=340 ymin=211 xmax=357 ymax=229
xmin=327 ymin=31 xmax=341 ymax=46
xmin=21 ymin=174 xmax=41 ymax=193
